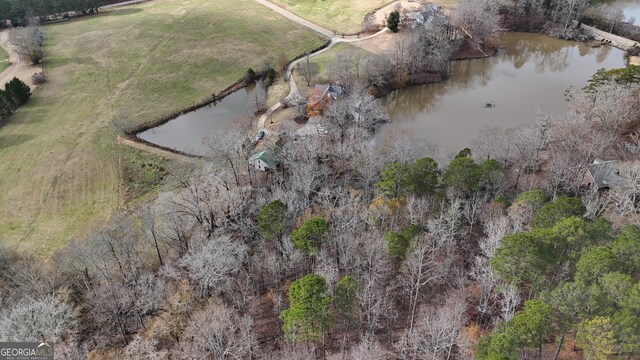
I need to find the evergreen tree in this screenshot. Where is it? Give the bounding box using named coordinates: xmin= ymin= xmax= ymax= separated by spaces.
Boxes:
xmin=281 ymin=274 xmax=331 ymax=342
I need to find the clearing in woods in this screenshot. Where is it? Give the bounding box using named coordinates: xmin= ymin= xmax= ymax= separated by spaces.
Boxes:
xmin=0 ymin=0 xmax=325 ymax=255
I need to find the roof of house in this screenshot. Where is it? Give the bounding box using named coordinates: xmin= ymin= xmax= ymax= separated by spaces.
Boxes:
xmin=249 ymin=150 xmax=279 ymax=169
xmin=412 ymin=4 xmax=446 ymax=28
xmin=588 ymin=159 xmax=621 ymax=189
xmin=310 ymin=84 xmax=344 ymax=105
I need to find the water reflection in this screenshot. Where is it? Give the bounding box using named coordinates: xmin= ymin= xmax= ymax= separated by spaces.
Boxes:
xmin=609 ymin=0 xmax=640 ymax=24
xmin=381 ymin=32 xmax=626 ymax=154
xmin=137 ymin=82 xmax=261 ymax=156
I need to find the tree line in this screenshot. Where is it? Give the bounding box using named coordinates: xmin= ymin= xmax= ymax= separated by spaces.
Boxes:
xmin=0 ymin=0 xmax=113 ymax=26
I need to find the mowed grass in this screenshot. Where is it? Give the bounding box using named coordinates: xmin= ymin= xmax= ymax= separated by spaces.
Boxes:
xmin=269 ymin=0 xmax=388 ymax=34
xmin=0 ymin=45 xmax=8 ymax=72
xmin=293 ymin=43 xmax=377 ymax=96
xmin=0 ymin=0 xmax=325 ymax=255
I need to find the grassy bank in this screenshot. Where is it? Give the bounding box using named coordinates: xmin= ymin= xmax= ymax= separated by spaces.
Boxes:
xmin=0 ymin=45 xmax=8 ymax=72
xmin=269 ymin=0 xmax=388 ymax=34
xmin=0 ymin=0 xmax=325 ymax=255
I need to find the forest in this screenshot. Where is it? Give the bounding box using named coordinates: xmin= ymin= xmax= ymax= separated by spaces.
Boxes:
xmin=0 ymin=0 xmax=638 ymax=358
xmin=0 ymin=62 xmax=638 ymax=358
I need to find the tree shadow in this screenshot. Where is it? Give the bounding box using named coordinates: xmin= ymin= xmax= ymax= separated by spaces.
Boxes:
xmin=0 ymin=134 xmax=36 ymax=149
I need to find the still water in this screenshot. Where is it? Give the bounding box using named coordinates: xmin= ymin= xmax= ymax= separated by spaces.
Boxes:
xmin=138 ymin=33 xmax=625 ymax=157
xmin=381 ymin=32 xmax=626 ymax=154
xmin=615 ymin=0 xmax=640 ymax=24
xmin=137 ymin=83 xmax=259 ymax=156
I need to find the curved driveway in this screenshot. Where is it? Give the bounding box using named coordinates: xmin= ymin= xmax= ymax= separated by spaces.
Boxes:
xmin=252 ymin=0 xmax=393 ymax=134
xmin=0 ymin=31 xmax=22 ymax=88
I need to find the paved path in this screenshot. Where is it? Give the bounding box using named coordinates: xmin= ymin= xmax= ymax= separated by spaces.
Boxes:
xmin=0 ymin=30 xmax=22 ymax=88
xmin=581 ymin=23 xmax=640 ymax=51
xmin=253 ymin=0 xmax=392 ymax=135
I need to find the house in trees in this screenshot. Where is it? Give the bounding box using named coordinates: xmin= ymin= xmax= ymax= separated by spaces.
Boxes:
xmin=249 ymin=150 xmax=279 ymax=171
xmin=306 ymin=84 xmax=344 ymax=117
xmin=587 ymin=158 xmax=621 ymax=191
xmin=587 ymin=158 xmax=640 ymax=211
xmin=408 ymin=4 xmax=446 ymax=29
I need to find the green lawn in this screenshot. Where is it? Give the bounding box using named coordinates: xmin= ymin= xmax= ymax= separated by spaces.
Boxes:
xmin=0 ymin=45 xmax=9 ymax=72
xmin=269 ymin=0 xmax=388 ymax=34
xmin=0 ymin=0 xmax=325 ymax=255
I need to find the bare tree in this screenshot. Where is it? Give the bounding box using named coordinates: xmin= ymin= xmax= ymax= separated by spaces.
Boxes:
xmin=396 ymin=295 xmax=467 ymax=360
xmin=0 ymin=295 xmax=75 ymax=342
xmin=180 ymin=233 xmax=247 ymax=297
xmin=617 ymin=163 xmax=640 ymax=215
xmin=402 ymin=234 xmax=448 ymax=331
xmin=205 ymin=122 xmax=252 ymax=187
xmin=9 ymin=21 xmax=44 ymax=64
xmin=497 ymin=283 xmax=520 ymax=322
xmin=326 ymin=82 xmax=388 ymax=144
xmin=452 ymin=0 xmax=501 ymax=49
xmin=298 ymin=55 xmax=320 ymax=87
xmin=124 ymin=335 xmax=169 ymax=359
xmin=246 ymin=82 xmax=267 ymax=115
xmin=181 ymin=301 xmax=256 ymax=360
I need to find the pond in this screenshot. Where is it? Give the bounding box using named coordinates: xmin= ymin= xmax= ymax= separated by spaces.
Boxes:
xmin=138 ymin=33 xmax=625 ymax=157
xmin=136 ymin=82 xmax=262 ymax=156
xmin=380 ymin=32 xmax=626 ymax=154
xmin=614 ymin=0 xmax=640 ymax=24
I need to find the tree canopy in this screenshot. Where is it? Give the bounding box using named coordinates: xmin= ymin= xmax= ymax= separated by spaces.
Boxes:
xmin=281 ymin=274 xmax=331 ymax=342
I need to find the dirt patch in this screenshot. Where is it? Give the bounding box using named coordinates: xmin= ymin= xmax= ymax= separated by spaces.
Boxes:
xmin=630 ymin=56 xmax=640 ymax=65
xmin=351 ymin=31 xmax=397 ymax=54
xmin=369 ymin=0 xmax=423 ymax=29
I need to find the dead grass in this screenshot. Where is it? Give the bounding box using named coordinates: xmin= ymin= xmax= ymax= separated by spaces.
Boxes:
xmin=269 ymin=0 xmax=388 ymax=34
xmin=0 ymin=0 xmax=325 ymax=255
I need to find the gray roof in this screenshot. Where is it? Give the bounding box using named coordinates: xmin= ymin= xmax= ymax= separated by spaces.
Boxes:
xmin=588 ymin=159 xmax=621 ymax=189
xmin=249 ymin=150 xmax=279 ymax=169
xmin=314 ymin=84 xmax=344 ymax=100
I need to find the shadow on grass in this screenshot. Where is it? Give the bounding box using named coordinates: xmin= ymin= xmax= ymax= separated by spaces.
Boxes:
xmin=105 ymin=8 xmax=143 ymax=16
xmin=0 ymin=134 xmax=35 ymax=149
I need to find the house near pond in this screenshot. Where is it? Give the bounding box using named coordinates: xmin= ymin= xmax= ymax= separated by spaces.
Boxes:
xmin=408 ymin=4 xmax=447 ymax=29
xmin=587 ymin=158 xmax=640 ymax=212
xmin=306 ymin=84 xmax=344 ymax=117
xmin=249 ymin=150 xmax=279 ymax=172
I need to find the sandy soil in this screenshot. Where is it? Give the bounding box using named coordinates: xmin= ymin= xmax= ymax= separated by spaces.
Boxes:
xmin=0 ymin=30 xmax=43 ymax=89
xmin=630 ymin=56 xmax=640 ymax=65
xmin=351 ymin=31 xmax=397 ymax=54
xmin=369 ymin=0 xmax=423 ymax=28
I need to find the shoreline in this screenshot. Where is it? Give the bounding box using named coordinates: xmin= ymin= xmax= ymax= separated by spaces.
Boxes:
xmin=127 ymin=43 xmax=500 ymax=158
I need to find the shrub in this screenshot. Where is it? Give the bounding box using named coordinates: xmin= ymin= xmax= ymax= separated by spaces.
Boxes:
xmin=32 ymin=72 xmax=46 ymax=84
xmin=387 ymin=11 xmax=400 ymax=33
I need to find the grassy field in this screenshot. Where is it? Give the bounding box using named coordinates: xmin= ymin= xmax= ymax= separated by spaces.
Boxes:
xmin=0 ymin=0 xmax=325 ymax=255
xmin=293 ymin=43 xmax=377 ymax=96
xmin=269 ymin=0 xmax=388 ymax=34
xmin=0 ymin=45 xmax=8 ymax=72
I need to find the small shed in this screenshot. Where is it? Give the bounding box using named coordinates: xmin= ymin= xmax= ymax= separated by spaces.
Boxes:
xmin=249 ymin=150 xmax=279 ymax=171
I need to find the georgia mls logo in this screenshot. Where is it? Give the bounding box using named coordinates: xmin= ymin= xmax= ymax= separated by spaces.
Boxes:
xmin=0 ymin=342 xmax=54 ymax=360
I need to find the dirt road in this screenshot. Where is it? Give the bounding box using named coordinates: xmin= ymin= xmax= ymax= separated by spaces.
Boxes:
xmin=0 ymin=30 xmax=43 ymax=89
